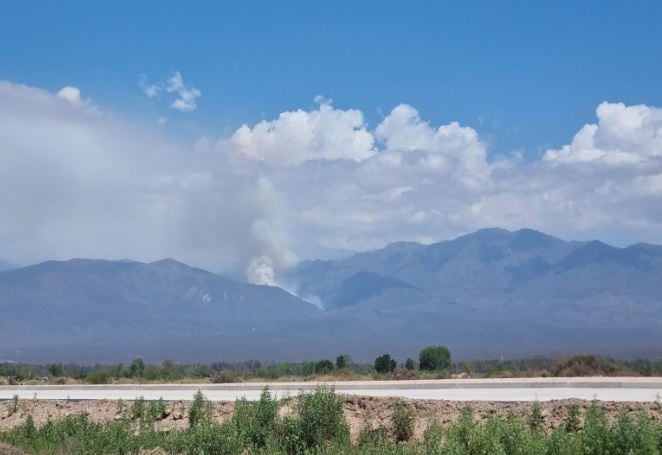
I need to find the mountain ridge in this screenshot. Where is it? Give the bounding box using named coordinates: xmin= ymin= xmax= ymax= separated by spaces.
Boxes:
xmin=2 ymin=228 xmax=662 ymax=362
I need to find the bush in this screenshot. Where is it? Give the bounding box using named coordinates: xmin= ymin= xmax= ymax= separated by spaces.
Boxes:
xmin=358 ymin=425 xmax=389 ymax=446
xmin=336 ymin=354 xmax=351 ymax=370
xmin=528 ymin=401 xmax=543 ymax=432
xmin=210 ymin=370 xmax=239 ymax=383
xmin=375 ymin=354 xmax=397 ymax=374
xmin=48 ymin=363 xmax=63 ymax=377
xmin=188 ymin=390 xmax=213 ymax=427
xmin=294 ymin=386 xmax=349 ymax=450
xmin=9 ymin=395 xmax=19 ymax=416
xmin=130 ymin=396 xmax=145 ymax=420
xmin=232 ymin=388 xmax=278 ymax=448
xmin=390 ymin=368 xmax=418 ymax=381
xmin=419 ymin=345 xmax=451 ymax=371
xmin=146 ymin=398 xmax=167 ymax=421
xmin=85 ymin=369 xmax=110 ymax=384
xmin=423 ymin=421 xmax=443 ymax=451
xmin=392 ymin=400 xmax=415 ymax=442
xmin=404 ymin=358 xmax=416 ymax=370
xmin=565 ymin=403 xmax=581 ymax=433
xmin=314 ymin=359 xmax=334 ymax=375
xmin=129 ymin=358 xmax=145 ymax=378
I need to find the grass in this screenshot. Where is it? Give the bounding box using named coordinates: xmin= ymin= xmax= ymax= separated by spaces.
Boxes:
xmin=2 ymin=388 xmax=662 ymax=454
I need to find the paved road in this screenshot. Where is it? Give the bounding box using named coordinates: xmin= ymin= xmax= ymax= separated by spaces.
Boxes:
xmin=1 ymin=378 xmax=661 ymax=402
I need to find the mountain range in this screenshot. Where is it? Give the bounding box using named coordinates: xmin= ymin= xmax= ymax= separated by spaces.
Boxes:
xmin=2 ymin=228 xmax=661 ymax=362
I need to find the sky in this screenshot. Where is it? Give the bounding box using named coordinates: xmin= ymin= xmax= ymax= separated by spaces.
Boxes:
xmin=1 ymin=1 xmax=662 ymax=283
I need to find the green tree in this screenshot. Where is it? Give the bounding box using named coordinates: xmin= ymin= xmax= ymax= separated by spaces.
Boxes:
xmin=419 ymin=345 xmax=451 ymax=371
xmin=129 ymin=358 xmax=145 ymax=378
xmin=113 ymin=363 xmax=126 ymax=379
xmin=336 ymin=354 xmax=351 ymax=370
xmin=405 ymin=358 xmax=416 ymax=370
xmin=315 ymin=359 xmax=334 ymax=374
xmin=374 ymin=354 xmax=397 ymax=374
xmin=48 ymin=363 xmax=63 ymax=377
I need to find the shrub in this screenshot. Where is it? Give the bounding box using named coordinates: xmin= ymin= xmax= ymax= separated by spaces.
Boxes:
xmin=294 ymin=386 xmax=349 ymax=450
xmin=528 ymin=401 xmax=543 ymax=432
xmin=392 ymin=400 xmax=415 ymax=442
xmin=129 ymin=358 xmax=145 ymax=378
xmin=113 ymin=363 xmax=126 ymax=379
xmin=48 ymin=363 xmax=63 ymax=378
xmin=404 ymin=358 xmax=416 ymax=370
xmin=314 ymin=359 xmax=334 ymax=374
xmin=210 ymin=370 xmax=239 ymax=383
xmin=188 ymin=390 xmax=213 ymax=427
xmin=336 ymin=354 xmax=351 ymax=370
xmin=565 ymin=403 xmax=581 ymax=433
xmin=130 ymin=396 xmax=145 ymax=420
xmin=391 ymin=368 xmax=419 ymax=380
xmin=358 ymin=425 xmax=389 ymax=446
xmin=375 ymin=354 xmax=397 ymax=374
xmin=85 ymin=369 xmax=110 ymax=384
xmin=9 ymin=395 xmax=19 ymax=416
xmin=583 ymin=400 xmax=610 ymax=453
xmin=233 ymin=388 xmax=278 ymax=448
xmin=147 ymin=398 xmax=167 ymax=421
xmin=418 ymin=345 xmax=451 ymax=371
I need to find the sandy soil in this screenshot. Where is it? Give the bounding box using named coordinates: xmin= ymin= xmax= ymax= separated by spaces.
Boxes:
xmin=1 ymin=395 xmax=661 ymax=442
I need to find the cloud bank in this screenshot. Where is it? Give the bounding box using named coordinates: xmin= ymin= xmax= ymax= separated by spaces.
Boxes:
xmin=2 ymin=80 xmax=662 ymax=284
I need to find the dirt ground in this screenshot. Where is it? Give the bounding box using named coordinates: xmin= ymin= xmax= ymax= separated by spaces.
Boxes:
xmin=1 ymin=396 xmax=661 ymax=442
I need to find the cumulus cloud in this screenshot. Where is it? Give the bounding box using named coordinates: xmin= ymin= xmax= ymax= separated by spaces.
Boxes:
xmin=1 ymin=80 xmax=662 ymax=283
xmin=56 ymin=86 xmax=83 ymax=105
xmin=224 ymin=97 xmax=375 ymax=166
xmin=139 ymin=71 xmax=201 ymax=112
xmin=543 ymin=102 xmax=662 ymax=165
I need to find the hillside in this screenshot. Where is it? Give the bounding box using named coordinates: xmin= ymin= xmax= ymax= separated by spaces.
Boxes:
xmin=0 ymin=259 xmax=322 ymax=362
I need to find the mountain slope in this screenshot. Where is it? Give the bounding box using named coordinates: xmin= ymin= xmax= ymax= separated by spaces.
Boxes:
xmin=0 ymin=258 xmax=321 ymax=362
xmin=292 ymin=228 xmax=662 ymax=329
xmin=2 ymin=228 xmax=662 ymax=362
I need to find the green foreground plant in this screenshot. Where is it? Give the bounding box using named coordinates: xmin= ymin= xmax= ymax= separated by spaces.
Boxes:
xmin=2 ymin=390 xmax=662 ymax=454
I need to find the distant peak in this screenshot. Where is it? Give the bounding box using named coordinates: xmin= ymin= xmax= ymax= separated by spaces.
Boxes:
xmin=149 ymin=258 xmax=187 ymax=267
xmin=512 ymin=228 xmax=546 ymax=236
xmin=457 ymin=227 xmax=511 ymax=241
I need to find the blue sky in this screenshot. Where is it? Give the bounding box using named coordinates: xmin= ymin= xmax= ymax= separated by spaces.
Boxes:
xmin=3 ymin=1 xmax=662 ymax=157
xmin=2 ymin=1 xmax=662 ymax=279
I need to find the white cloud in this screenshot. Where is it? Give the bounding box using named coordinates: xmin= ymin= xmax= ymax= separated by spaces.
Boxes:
xmin=139 ymin=71 xmax=201 ymax=112
xmin=56 ymin=86 xmax=83 ymax=105
xmin=224 ymin=98 xmax=375 ymax=166
xmin=165 ymin=71 xmax=201 ymax=112
xmin=2 ymin=80 xmax=662 ymax=281
xmin=544 ymin=102 xmax=662 ymax=165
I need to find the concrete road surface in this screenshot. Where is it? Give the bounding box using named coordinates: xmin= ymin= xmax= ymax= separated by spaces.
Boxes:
xmin=1 ymin=377 xmax=661 ymax=402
